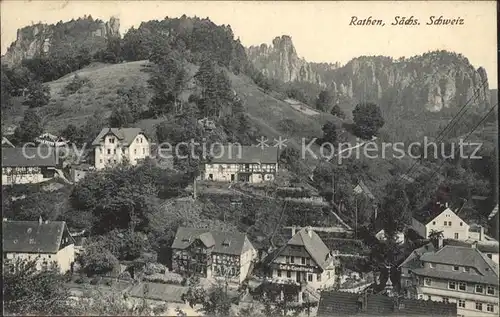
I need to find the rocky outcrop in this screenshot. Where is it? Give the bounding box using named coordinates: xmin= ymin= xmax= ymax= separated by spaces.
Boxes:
xmin=247 ymin=36 xmax=490 ymax=113
xmin=246 ymin=35 xmax=339 ymax=86
xmin=2 ymin=16 xmax=120 ymax=65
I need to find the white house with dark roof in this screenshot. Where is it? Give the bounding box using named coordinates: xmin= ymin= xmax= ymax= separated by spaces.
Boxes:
xmin=2 ymin=219 xmax=76 ymax=273
xmin=412 ymin=202 xmax=470 ymax=241
xmin=171 ymin=227 xmax=257 ymax=284
xmin=91 ymin=128 xmax=150 ymax=170
xmin=1 ymin=147 xmax=58 ymax=185
xmin=266 ymin=227 xmax=339 ymax=296
xmin=403 ymin=244 xmax=499 ymax=317
xmin=204 ymin=145 xmax=278 ymax=183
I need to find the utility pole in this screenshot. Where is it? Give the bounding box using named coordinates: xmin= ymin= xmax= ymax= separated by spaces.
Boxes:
xmin=355 ymin=198 xmax=358 ymax=239
xmin=193 ymin=178 xmax=197 ymax=200
xmin=331 ymin=172 xmax=335 ymax=204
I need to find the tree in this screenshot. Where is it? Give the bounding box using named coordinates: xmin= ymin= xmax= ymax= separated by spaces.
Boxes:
xmin=380 ymin=180 xmax=411 ymax=237
xmin=3 ymin=258 xmax=74 ymax=315
xmin=109 ymin=104 xmax=134 ymax=128
xmin=428 ymin=229 xmax=444 ymax=249
xmin=316 ymin=90 xmax=335 ymax=112
xmin=13 ymin=109 xmax=43 ymax=143
xmin=23 ymin=80 xmax=51 ymax=108
xmin=330 ymin=104 xmax=346 ymax=119
xmin=352 ymin=102 xmax=385 ymax=139
xmin=78 ymin=242 xmax=119 ymax=276
xmin=321 ymin=121 xmax=338 ymax=145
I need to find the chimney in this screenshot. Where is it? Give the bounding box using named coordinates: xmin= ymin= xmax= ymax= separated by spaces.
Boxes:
xmin=471 ymin=241 xmax=478 ymax=249
xmin=291 ymin=226 xmax=296 ymax=236
xmin=445 ymin=202 xmax=449 ymax=208
xmin=438 ymin=236 xmax=443 ymax=249
xmin=479 ymin=226 xmax=484 ymax=242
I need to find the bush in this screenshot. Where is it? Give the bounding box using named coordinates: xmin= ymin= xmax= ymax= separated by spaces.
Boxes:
xmin=143 ymin=272 xmax=183 ymax=285
xmin=105 ymin=279 xmax=113 ymax=286
xmin=90 ymin=277 xmax=100 ymax=285
xmin=75 ymin=276 xmax=90 ymax=284
xmin=62 ymin=75 xmax=92 ymax=96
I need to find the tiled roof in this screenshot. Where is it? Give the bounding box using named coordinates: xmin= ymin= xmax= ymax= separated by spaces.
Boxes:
xmin=1 ymin=147 xmax=58 ymax=167
xmin=399 ymin=242 xmax=436 ymax=269
xmin=2 ymin=137 xmax=15 ymax=148
xmin=91 ymin=128 xmax=145 ymax=146
xmin=3 ymin=220 xmax=69 ymax=254
xmin=171 ymin=227 xmax=253 ymax=255
xmin=209 ymin=145 xmax=278 ymax=164
xmin=317 ymin=291 xmax=457 ymax=316
xmin=418 ymin=245 xmax=498 ymax=285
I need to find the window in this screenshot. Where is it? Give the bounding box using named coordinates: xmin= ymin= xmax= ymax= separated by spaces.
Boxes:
xmin=317 ymin=274 xmax=321 ymax=282
xmin=487 ymin=253 xmax=492 ymax=259
xmin=427 ymin=295 xmax=432 ymax=301
xmin=464 ymin=267 xmax=470 ymax=273
xmin=443 ymin=221 xmax=447 ymax=226
xmin=448 ymin=281 xmax=456 ymax=290
xmin=143 ymin=148 xmax=145 ymax=154
xmin=475 ymin=302 xmax=483 ymax=311
xmin=443 ymin=298 xmax=449 ymax=304
xmin=301 ymin=257 xmax=306 ymax=265
xmin=100 ymin=159 xmax=103 ymax=163
xmin=308 ymin=274 xmax=313 ymax=282
xmin=459 ymin=282 xmax=466 ymax=291
xmin=107 ymin=149 xmax=111 ymax=154
xmin=458 ymin=300 xmax=465 ymax=308
xmin=453 ymin=266 xmax=460 ymax=271
xmin=424 ymin=278 xmax=432 ymax=286
xmin=460 ymin=222 xmax=463 ymax=226
xmin=429 ymin=263 xmax=435 ymax=268
xmin=475 ymin=285 xmax=484 ymax=293
xmin=487 ymin=286 xmax=495 ymax=295
xmin=134 ymin=149 xmax=137 ymax=154
xmin=113 ymin=149 xmax=116 ymax=154
xmin=449 ymin=222 xmax=452 ymax=226
xmin=486 ymin=304 xmax=494 ymax=312
xmin=454 ymin=233 xmax=459 ymax=239
xmin=285 ymin=256 xmax=290 ymax=263
xmin=290 ymin=256 xmax=295 ymax=264
xmin=277 ymin=270 xmax=282 ymax=277
xmin=109 ymin=138 xmax=115 ymax=144
xmin=286 ymin=271 xmax=291 ymax=278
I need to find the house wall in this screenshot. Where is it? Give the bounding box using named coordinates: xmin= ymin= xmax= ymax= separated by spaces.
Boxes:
xmin=412 ymin=218 xmax=427 ymax=238
xmin=412 ymin=263 xmax=498 ymax=317
xmin=4 ymin=247 xmax=74 ymax=274
xmin=239 ymin=239 xmax=258 ymax=283
xmin=94 ymin=133 xmax=150 ymax=170
xmin=425 ymin=209 xmax=470 ymax=240
xmin=483 ymin=252 xmax=499 ymax=265
xmin=270 ymin=253 xmax=337 ymax=291
xmin=2 ymin=166 xmax=55 ymax=185
xmin=204 ymin=163 xmax=277 ymax=183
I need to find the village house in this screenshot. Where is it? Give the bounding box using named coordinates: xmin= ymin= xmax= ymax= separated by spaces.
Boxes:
xmin=171 ymin=227 xmax=257 ymax=284
xmin=204 ymin=145 xmax=278 ymax=183
xmin=91 ymin=128 xmax=150 ymax=170
xmin=444 ymin=239 xmax=499 ymax=265
xmin=2 ymin=219 xmax=76 ymax=273
xmin=69 ymin=163 xmax=94 ymax=183
xmin=265 ymin=227 xmax=339 ymax=300
xmin=317 ymin=290 xmax=457 ymax=316
xmin=1 ymin=147 xmax=58 ymax=185
xmin=412 ymin=202 xmax=470 ymax=240
xmin=400 ymin=244 xmax=499 ymax=317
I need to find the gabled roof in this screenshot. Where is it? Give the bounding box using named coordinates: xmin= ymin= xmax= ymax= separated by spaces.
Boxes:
xmin=399 ymin=242 xmax=436 ymax=269
xmin=3 ymin=220 xmax=71 ymax=254
xmin=354 ymin=180 xmax=375 ymax=200
xmin=209 ymin=145 xmax=278 ymax=164
xmin=444 ymin=239 xmax=499 ymax=255
xmin=2 ymin=137 xmax=15 ymax=148
xmin=317 ymin=291 xmax=457 ymax=316
xmin=171 ymin=227 xmax=253 ymax=255
xmin=91 ymin=128 xmax=145 ymax=146
xmin=282 ymin=228 xmax=331 ymax=270
xmin=413 ymin=204 xmax=464 ymax=225
xmin=418 ymin=245 xmax=498 ymax=285
xmin=1 ymin=147 xmax=58 ymax=167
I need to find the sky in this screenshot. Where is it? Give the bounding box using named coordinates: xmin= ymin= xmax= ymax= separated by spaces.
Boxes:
xmin=1 ymin=1 xmax=497 ymax=88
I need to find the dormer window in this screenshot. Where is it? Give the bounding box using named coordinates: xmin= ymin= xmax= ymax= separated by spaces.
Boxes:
xmin=182 ymin=237 xmax=191 ymax=243
xmin=29 ymin=238 xmax=35 ymax=244
xmin=453 ymin=266 xmax=460 ymax=271
xmin=222 ymin=240 xmax=231 ymax=247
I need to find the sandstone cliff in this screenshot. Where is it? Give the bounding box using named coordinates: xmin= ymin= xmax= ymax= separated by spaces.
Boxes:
xmin=2 ymin=16 xmax=120 ymax=65
xmin=247 ymin=36 xmax=490 ymax=113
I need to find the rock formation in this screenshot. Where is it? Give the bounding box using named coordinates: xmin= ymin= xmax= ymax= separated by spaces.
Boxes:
xmin=2 ymin=16 xmax=120 ymax=65
xmin=247 ymin=36 xmax=490 ymax=113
